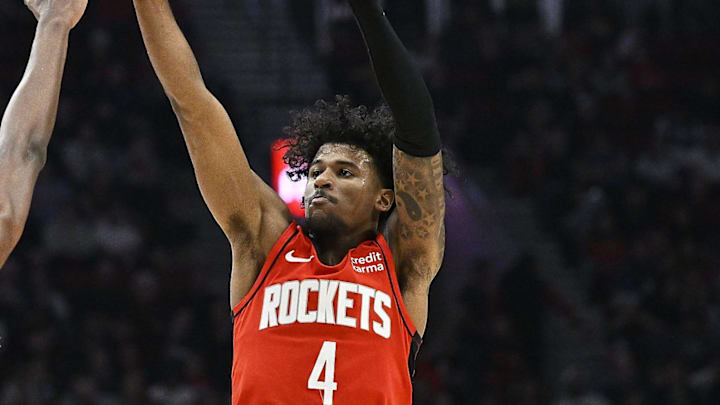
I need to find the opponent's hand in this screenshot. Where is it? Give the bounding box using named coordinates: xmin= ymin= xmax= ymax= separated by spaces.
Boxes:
xmin=25 ymin=0 xmax=88 ymax=29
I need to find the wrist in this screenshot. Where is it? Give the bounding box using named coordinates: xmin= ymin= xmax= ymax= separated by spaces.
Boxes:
xmin=37 ymin=16 xmax=73 ymax=33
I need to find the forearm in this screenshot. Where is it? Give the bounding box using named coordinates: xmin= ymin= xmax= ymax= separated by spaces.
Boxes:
xmin=0 ymin=19 xmax=71 ymax=163
xmin=0 ymin=19 xmax=71 ymax=269
xmin=350 ymin=1 xmax=440 ymax=156
xmin=133 ymin=0 xmax=207 ymax=106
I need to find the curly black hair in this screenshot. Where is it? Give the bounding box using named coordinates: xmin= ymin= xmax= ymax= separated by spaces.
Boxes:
xmin=281 ymin=95 xmax=457 ymax=202
xmin=282 ymin=95 xmax=396 ymax=190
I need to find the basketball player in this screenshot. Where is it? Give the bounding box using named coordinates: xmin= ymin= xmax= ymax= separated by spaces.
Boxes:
xmin=133 ymin=0 xmax=444 ymax=403
xmin=0 ymin=0 xmax=88 ymax=268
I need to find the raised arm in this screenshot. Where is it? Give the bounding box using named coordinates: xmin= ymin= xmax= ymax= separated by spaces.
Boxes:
xmin=349 ymin=0 xmax=445 ymax=336
xmin=132 ymin=0 xmax=291 ymax=307
xmin=132 ymin=1 xmax=290 ymax=240
xmin=0 ymin=0 xmax=88 ymax=269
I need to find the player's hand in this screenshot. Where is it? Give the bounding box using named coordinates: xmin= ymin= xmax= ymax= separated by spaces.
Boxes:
xmin=24 ymin=0 xmax=88 ymax=29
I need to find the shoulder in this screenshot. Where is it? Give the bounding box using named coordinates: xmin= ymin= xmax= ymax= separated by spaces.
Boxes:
xmin=228 ymin=209 xmax=293 ymax=262
xmin=226 ymin=175 xmax=293 ymax=285
xmin=227 ymin=173 xmax=293 ymax=255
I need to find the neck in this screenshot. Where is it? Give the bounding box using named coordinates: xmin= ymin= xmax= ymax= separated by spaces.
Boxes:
xmin=309 ymin=226 xmax=378 ymax=266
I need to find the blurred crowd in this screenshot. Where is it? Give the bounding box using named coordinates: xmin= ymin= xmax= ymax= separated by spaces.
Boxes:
xmin=1 ymin=0 xmax=720 ymax=404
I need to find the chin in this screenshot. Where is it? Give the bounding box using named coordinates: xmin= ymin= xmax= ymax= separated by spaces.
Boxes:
xmin=306 ymin=211 xmax=349 ymax=238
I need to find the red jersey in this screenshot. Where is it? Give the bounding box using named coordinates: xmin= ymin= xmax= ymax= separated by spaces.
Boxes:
xmin=231 ymin=222 xmax=422 ymax=405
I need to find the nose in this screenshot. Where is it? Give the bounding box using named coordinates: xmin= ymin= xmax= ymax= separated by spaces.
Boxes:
xmin=313 ymin=171 xmax=333 ymax=190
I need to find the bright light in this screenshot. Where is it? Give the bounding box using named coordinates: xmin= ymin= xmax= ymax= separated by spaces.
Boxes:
xmin=271 ymin=140 xmax=305 ymax=217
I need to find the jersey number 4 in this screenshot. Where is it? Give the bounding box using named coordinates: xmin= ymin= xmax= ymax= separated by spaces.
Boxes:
xmin=308 ymin=341 xmax=338 ymax=405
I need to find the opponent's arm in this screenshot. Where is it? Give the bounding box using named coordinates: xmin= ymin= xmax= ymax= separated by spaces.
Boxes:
xmin=350 ymin=0 xmax=444 ymax=336
xmin=0 ymin=0 xmax=88 ymax=269
xmin=132 ymin=1 xmax=291 ymax=246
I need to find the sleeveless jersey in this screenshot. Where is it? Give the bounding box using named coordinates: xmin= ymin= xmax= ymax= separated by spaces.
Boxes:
xmin=231 ymin=222 xmax=422 ymax=405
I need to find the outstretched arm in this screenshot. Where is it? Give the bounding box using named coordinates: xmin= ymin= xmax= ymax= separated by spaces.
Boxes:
xmin=350 ymin=0 xmax=445 ymax=336
xmin=132 ymin=0 xmax=290 ymax=237
xmin=132 ymin=1 xmax=291 ymax=307
xmin=0 ymin=0 xmax=88 ymax=269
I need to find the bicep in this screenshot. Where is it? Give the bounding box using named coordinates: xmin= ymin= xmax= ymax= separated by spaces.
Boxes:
xmin=389 ymin=147 xmax=446 ymax=288
xmin=169 ymin=90 xmax=291 ymax=239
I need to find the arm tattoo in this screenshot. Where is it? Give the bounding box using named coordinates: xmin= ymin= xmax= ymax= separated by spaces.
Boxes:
xmin=393 ymin=150 xmax=445 ymax=244
xmin=392 ymin=149 xmax=446 ymax=290
xmin=396 ymin=191 xmax=422 ymax=221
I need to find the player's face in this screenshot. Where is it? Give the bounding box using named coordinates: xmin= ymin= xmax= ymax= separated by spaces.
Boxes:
xmin=305 ymin=143 xmax=392 ymax=234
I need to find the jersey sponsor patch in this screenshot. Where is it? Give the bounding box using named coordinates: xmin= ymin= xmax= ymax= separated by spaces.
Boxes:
xmin=350 ymin=251 xmax=385 ymax=274
xmin=258 ymin=279 xmax=392 ymax=339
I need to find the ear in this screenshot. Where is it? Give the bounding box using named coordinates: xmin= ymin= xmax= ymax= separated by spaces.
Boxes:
xmin=375 ymin=189 xmax=395 ymax=213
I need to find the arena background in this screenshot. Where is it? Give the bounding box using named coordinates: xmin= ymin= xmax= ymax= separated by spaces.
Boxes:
xmin=1 ymin=0 xmax=720 ymax=404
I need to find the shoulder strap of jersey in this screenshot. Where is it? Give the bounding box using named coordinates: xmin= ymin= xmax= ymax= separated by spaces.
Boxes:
xmin=232 ymin=222 xmax=299 ymax=319
xmin=374 ymin=233 xmax=423 ymax=379
xmin=372 ymin=233 xmax=418 ymax=338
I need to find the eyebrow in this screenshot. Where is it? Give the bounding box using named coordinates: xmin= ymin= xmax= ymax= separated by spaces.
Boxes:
xmin=310 ymin=159 xmax=362 ymax=170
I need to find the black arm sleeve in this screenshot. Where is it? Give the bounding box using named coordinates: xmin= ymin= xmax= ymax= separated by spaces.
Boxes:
xmin=350 ymin=1 xmax=441 ymax=157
